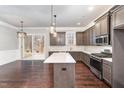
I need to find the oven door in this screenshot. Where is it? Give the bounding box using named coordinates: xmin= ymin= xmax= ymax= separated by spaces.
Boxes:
xmin=90 ymin=57 xmax=102 ymax=79
xmin=90 ymin=58 xmax=102 ymax=72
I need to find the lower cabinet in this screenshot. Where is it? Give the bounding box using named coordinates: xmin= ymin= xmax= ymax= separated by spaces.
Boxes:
xmin=103 ymin=60 xmax=112 ymax=85
xmin=69 ymin=52 xmax=90 ymax=67
xmin=53 ymin=63 xmax=75 ymax=88
xmin=69 ymin=52 xmax=82 ymax=62
xmin=49 ymin=52 xmax=54 ymax=56
xmin=81 ymin=52 xmax=90 ymax=67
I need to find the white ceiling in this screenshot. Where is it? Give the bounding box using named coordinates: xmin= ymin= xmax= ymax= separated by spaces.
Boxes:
xmin=0 ymin=5 xmax=112 ymax=27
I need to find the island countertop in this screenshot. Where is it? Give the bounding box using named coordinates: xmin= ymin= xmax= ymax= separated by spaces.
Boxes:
xmin=44 ymin=53 xmax=76 ymax=63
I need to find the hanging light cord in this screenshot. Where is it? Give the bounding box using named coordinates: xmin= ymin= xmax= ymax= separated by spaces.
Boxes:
xmin=21 ymin=21 xmax=23 ymax=32
xmin=51 ymin=5 xmax=53 ymax=26
xmin=54 ymin=15 xmax=57 ymax=32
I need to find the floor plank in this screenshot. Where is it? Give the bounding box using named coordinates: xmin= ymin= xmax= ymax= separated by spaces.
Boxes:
xmin=0 ymin=60 xmax=109 ymax=88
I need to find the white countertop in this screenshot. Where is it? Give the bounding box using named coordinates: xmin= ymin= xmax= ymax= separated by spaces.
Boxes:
xmin=44 ymin=53 xmax=76 ymax=63
xmin=102 ymin=58 xmax=112 ymax=62
xmin=49 ymin=50 xmax=94 ymax=55
xmin=82 ymin=50 xmax=94 ymax=55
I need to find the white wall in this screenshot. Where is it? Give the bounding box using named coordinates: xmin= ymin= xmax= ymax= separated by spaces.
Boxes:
xmin=0 ymin=21 xmax=19 ymax=65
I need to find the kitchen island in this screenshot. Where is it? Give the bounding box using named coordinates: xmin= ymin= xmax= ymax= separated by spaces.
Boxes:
xmin=44 ymin=53 xmax=76 ymax=88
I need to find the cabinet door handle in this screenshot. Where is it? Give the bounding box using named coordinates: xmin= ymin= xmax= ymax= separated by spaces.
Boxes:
xmin=62 ymin=67 xmax=66 ymax=71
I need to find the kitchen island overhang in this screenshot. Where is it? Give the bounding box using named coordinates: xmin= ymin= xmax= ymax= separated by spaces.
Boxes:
xmin=44 ymin=53 xmax=76 ymax=88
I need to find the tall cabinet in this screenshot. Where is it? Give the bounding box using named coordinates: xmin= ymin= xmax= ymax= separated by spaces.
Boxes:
xmin=111 ymin=5 xmax=124 ymax=88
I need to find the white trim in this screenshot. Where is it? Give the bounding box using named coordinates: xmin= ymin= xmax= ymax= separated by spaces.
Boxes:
xmin=0 ymin=49 xmax=20 ymax=66
xmin=0 ymin=21 xmax=18 ymax=30
xmin=23 ymin=27 xmax=84 ymax=32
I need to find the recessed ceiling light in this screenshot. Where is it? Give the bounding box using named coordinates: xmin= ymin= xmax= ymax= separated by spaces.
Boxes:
xmin=77 ymin=22 xmax=81 ymax=26
xmin=88 ymin=6 xmax=94 ymax=11
xmin=52 ymin=22 xmax=55 ymax=26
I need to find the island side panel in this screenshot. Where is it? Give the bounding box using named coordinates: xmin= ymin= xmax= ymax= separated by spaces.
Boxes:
xmin=53 ymin=63 xmax=75 ymax=88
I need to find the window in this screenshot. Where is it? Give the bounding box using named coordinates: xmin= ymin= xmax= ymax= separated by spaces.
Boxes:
xmin=66 ymin=32 xmax=76 ymax=46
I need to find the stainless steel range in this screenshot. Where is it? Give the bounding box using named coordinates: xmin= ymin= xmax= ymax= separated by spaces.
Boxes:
xmin=90 ymin=52 xmax=112 ymax=79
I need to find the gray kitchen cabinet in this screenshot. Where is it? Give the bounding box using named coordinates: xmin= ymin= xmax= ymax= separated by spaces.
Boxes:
xmin=103 ymin=59 xmax=112 ymax=85
xmin=110 ymin=6 xmax=124 ymax=45
xmin=83 ymin=53 xmax=90 ymax=67
xmin=95 ymin=14 xmax=109 ymax=36
xmin=94 ymin=13 xmax=111 ymax=45
xmin=76 ymin=32 xmax=83 ymax=45
xmin=69 ymin=52 xmax=90 ymax=67
xmin=91 ymin=26 xmax=96 ymax=45
xmin=86 ymin=54 xmax=90 ymax=67
xmin=95 ymin=22 xmax=101 ymax=36
xmin=69 ymin=52 xmax=82 ymax=62
xmin=100 ymin=15 xmax=109 ymax=35
xmin=83 ymin=31 xmax=88 ymax=45
xmin=54 ymin=63 xmax=75 ymax=88
xmin=112 ymin=6 xmax=124 ymax=27
xmin=50 ymin=32 xmax=65 ymax=46
xmin=50 ymin=33 xmax=57 ymax=45
xmin=49 ymin=51 xmax=54 ymax=56
xmin=82 ymin=26 xmax=96 ymax=46
xmin=88 ymin=27 xmax=96 ymax=45
xmin=87 ymin=29 xmax=90 ymax=45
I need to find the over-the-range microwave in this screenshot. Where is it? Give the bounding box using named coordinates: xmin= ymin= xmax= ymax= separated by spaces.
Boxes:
xmin=96 ymin=35 xmax=108 ymax=45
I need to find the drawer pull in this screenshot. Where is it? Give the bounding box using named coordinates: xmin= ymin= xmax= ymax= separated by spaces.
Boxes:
xmin=62 ymin=67 xmax=66 ymax=71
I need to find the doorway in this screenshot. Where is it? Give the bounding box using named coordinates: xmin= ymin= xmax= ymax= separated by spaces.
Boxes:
xmin=23 ymin=34 xmax=45 ymax=60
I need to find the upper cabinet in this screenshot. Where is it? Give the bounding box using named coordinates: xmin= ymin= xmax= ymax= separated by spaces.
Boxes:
xmin=100 ymin=16 xmax=109 ymax=35
xmin=76 ymin=26 xmax=96 ymax=46
xmin=50 ymin=32 xmax=66 ymax=46
xmin=90 ymin=26 xmax=96 ymax=45
xmin=76 ymin=32 xmax=84 ymax=45
xmin=95 ymin=22 xmax=101 ymax=36
xmin=95 ymin=14 xmax=109 ymax=37
xmin=111 ymin=6 xmax=124 ymax=28
xmin=109 ymin=6 xmax=124 ymax=45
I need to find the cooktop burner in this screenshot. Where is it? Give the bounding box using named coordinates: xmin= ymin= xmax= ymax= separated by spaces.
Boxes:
xmin=91 ymin=53 xmax=112 ymax=58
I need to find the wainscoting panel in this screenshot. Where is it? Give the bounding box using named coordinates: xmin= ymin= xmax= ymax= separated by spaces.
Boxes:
xmin=0 ymin=49 xmax=20 ymax=65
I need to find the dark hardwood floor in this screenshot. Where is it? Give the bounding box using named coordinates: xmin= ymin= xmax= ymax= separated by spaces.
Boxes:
xmin=0 ymin=60 xmax=109 ymax=88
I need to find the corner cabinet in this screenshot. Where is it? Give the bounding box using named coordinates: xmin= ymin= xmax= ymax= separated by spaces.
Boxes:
xmin=50 ymin=32 xmax=66 ymax=46
xmin=82 ymin=26 xmax=96 ymax=46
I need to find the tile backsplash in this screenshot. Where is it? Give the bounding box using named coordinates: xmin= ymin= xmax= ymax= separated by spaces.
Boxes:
xmin=49 ymin=45 xmax=112 ymax=53
xmin=84 ymin=46 xmax=112 ymax=53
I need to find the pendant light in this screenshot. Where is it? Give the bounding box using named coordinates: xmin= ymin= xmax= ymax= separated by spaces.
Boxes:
xmin=50 ymin=5 xmax=54 ymax=34
xmin=17 ymin=21 xmax=27 ymax=38
xmin=17 ymin=21 xmax=27 ymax=59
xmin=50 ymin=5 xmax=57 ymax=37
xmin=53 ymin=14 xmax=57 ymax=37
